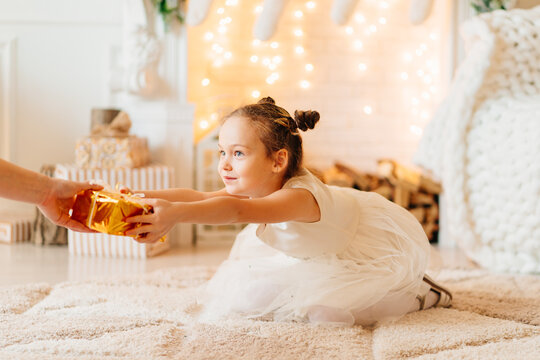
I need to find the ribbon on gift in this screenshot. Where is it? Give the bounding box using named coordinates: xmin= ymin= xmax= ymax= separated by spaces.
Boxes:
xmin=91 ymin=111 xmax=132 ymax=137
xmin=71 ymin=185 xmax=165 ymax=242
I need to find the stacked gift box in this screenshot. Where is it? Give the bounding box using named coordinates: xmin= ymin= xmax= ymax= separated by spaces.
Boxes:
xmin=0 ymin=214 xmax=34 ymax=244
xmin=55 ymin=109 xmax=174 ymax=258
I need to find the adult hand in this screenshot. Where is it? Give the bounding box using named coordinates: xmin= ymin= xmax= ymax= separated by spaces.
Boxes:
xmin=37 ymin=178 xmax=103 ymax=232
xmin=124 ymin=198 xmax=178 ymax=243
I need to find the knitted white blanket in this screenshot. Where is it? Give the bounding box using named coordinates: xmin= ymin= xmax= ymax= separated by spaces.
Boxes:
xmin=414 ymin=7 xmax=540 ymax=273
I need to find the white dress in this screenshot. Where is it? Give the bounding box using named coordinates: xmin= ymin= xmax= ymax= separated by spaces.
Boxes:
xmin=198 ymin=169 xmax=431 ymax=323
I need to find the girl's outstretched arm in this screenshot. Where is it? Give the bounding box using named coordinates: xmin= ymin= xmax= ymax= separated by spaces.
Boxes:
xmin=127 ymin=187 xmax=245 ymax=202
xmin=125 ymin=188 xmax=320 ymax=243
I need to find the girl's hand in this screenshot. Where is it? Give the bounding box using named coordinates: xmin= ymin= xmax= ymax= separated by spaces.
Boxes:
xmin=119 ymin=186 xmax=132 ymax=194
xmin=124 ymin=198 xmax=178 ymax=243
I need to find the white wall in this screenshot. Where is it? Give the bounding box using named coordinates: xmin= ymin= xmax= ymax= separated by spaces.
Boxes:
xmin=187 ymin=0 xmax=454 ymax=174
xmin=0 ymin=0 xmax=124 ymax=213
xmin=0 ymin=0 xmax=195 ymax=246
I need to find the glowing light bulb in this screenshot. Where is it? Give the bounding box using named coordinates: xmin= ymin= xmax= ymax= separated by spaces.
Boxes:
xmin=225 ymin=0 xmax=238 ymax=6
xmin=363 ymin=106 xmax=373 ymax=115
xmin=400 ymin=72 xmax=409 ymax=80
xmin=217 ymin=7 xmax=224 ymax=14
xmin=266 ymin=73 xmax=280 ymax=84
xmin=421 ymin=92 xmax=430 ymax=100
xmin=429 ymin=32 xmax=438 ymax=41
xmin=305 ymin=63 xmax=314 ymax=71
xmin=358 ymin=63 xmax=367 ymax=71
xmin=369 ymin=25 xmax=377 ymax=33
xmin=201 ymin=78 xmax=210 ymax=86
xmin=252 ymin=90 xmax=261 ymax=98
xmin=416 ymin=69 xmax=425 ymax=77
xmin=415 ymin=49 xmax=423 ymax=56
xmin=212 ymin=59 xmax=223 ymax=67
xmin=269 ymin=63 xmax=277 ymax=70
xmin=218 ymin=26 xmax=227 ymax=34
xmin=219 ymin=17 xmax=232 ymax=25
xmin=353 ymin=40 xmax=363 ymax=51
xmin=294 ymin=29 xmax=303 ymax=37
xmin=420 ymin=43 xmax=428 ymax=51
xmin=345 ymin=26 xmax=354 ymax=35
xmin=270 ymin=42 xmax=279 ymax=49
xmin=410 ymin=125 xmax=422 ymax=136
xmin=272 ymin=56 xmax=282 ymax=64
xmin=378 ymin=17 xmax=387 ymax=25
xmin=300 ymin=80 xmax=310 ymax=88
xmin=262 ymin=57 xmax=271 ymax=66
xmin=421 ymin=110 xmax=430 ymax=119
xmin=306 ymin=1 xmax=316 ymax=9
xmin=204 ymin=32 xmax=214 ymax=41
xmin=212 ymin=44 xmax=223 ymax=53
xmin=423 ymin=75 xmax=433 ymax=84
xmin=200 ymin=119 xmax=209 ymax=129
xmin=295 ymin=46 xmax=305 ymax=54
xmin=224 ymin=51 xmax=232 ymax=59
xmin=403 ymin=52 xmax=413 ymax=62
xmin=380 ymin=1 xmax=389 ymax=9
xmin=250 ymin=55 xmax=259 ymax=63
xmin=255 ymin=5 xmax=263 ymax=13
xmin=412 ymin=97 xmax=420 ymax=105
xmin=294 ymin=10 xmax=304 ymax=18
xmin=252 ymin=39 xmax=261 ymax=46
xmin=211 ymin=113 xmax=219 ymax=121
xmin=354 ymin=13 xmax=366 ymax=23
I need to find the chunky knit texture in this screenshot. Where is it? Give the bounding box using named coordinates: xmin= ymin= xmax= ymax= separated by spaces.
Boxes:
xmin=414 ymin=7 xmax=540 ymax=273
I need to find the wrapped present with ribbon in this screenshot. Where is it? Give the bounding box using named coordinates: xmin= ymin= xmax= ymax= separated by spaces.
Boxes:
xmin=70 ymin=188 xmax=164 ymax=242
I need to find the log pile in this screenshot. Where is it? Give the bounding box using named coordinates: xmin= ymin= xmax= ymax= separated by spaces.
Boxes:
xmin=317 ymin=160 xmax=441 ymax=243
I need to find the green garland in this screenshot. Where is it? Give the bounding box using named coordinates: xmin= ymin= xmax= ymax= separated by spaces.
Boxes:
xmin=152 ymin=0 xmax=186 ymax=30
xmin=470 ymin=0 xmax=511 ymax=13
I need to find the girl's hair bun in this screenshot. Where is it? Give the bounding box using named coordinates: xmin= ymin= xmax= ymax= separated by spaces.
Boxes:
xmin=293 ymin=110 xmax=320 ymax=132
xmin=258 ymin=97 xmax=276 ymax=105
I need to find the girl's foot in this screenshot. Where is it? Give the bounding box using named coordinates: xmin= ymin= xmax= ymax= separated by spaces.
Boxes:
xmin=416 ymin=274 xmax=453 ymax=310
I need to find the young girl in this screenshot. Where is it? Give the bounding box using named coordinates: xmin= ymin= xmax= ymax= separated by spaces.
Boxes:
xmin=125 ymin=97 xmax=452 ymax=326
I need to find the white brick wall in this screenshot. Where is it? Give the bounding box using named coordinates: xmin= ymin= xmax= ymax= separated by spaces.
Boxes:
xmin=188 ymin=0 xmax=451 ymax=173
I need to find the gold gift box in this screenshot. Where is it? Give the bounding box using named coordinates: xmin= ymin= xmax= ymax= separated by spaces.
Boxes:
xmin=71 ymin=189 xmax=154 ymax=240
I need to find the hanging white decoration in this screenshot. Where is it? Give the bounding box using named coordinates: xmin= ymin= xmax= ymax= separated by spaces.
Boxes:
xmin=331 ymin=0 xmax=361 ymax=25
xmin=253 ymin=0 xmax=290 ymax=41
xmin=123 ymin=0 xmax=164 ymax=97
xmin=409 ymin=0 xmax=434 ymax=25
xmin=186 ymin=0 xmax=214 ymax=26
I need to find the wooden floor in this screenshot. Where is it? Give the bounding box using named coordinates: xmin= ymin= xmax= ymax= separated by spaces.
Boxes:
xmin=0 ymin=242 xmax=477 ymax=286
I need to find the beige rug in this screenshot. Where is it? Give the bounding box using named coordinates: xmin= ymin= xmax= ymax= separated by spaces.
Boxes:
xmin=1 ymin=266 xmax=539 ymax=360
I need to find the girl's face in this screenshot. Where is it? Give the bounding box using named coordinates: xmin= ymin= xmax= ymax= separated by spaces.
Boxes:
xmin=218 ymin=116 xmax=284 ymax=198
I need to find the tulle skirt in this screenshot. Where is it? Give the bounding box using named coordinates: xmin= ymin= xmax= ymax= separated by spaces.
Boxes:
xmin=197 ymin=191 xmax=431 ymax=324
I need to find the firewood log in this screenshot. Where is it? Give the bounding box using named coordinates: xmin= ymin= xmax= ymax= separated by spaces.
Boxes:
xmin=409 ymin=207 xmax=426 ymax=222
xmin=410 ymin=192 xmax=435 ymax=206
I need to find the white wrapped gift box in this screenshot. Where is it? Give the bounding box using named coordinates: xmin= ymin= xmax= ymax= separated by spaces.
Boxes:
xmin=0 ymin=214 xmax=34 ymax=244
xmin=54 ymin=164 xmax=174 ymax=258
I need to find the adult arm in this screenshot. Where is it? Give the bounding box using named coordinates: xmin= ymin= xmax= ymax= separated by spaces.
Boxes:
xmin=0 ymin=159 xmax=103 ymax=231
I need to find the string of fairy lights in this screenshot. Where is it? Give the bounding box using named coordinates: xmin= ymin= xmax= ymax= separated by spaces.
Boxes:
xmin=193 ymin=0 xmax=441 ymax=140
